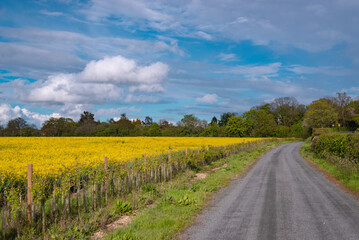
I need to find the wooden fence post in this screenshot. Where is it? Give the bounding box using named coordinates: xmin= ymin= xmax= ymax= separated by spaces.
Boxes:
xmin=27 ymin=164 xmax=33 ymax=224
xmin=144 ymin=153 xmax=147 ymax=182
xmin=206 ymin=146 xmax=209 ymax=151
xmin=104 ymin=157 xmax=108 ymax=204
xmin=185 ymin=148 xmax=188 ymax=157
xmin=168 ymin=150 xmax=172 ymax=179
xmin=197 ymin=147 xmax=200 ymax=154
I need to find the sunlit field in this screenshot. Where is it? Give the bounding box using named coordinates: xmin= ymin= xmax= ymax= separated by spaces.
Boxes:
xmin=0 ymin=137 xmax=262 ymax=177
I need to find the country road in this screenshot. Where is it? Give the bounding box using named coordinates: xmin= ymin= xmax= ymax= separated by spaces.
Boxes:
xmin=182 ymin=142 xmax=359 ymax=240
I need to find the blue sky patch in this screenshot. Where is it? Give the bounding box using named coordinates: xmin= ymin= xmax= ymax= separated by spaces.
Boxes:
xmin=0 ymin=0 xmax=358 ymax=127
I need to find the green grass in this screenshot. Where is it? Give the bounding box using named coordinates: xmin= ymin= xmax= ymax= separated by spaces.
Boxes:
xmin=107 ymin=141 xmax=291 ymax=240
xmin=301 ymin=141 xmax=359 ymax=192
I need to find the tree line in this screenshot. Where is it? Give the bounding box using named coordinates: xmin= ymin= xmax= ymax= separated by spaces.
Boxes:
xmin=1 ymin=93 xmax=358 ymax=138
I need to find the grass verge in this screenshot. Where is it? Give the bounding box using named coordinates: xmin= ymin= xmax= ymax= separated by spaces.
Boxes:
xmin=106 ymin=140 xmax=292 ymax=240
xmin=300 ymin=141 xmax=359 ymax=193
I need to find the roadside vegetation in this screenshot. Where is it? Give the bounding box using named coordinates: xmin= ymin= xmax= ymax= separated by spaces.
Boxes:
xmin=301 ymin=133 xmax=359 ymax=192
xmin=0 ymin=139 xmax=281 ymax=239
xmin=107 ymin=140 xmax=293 ymax=240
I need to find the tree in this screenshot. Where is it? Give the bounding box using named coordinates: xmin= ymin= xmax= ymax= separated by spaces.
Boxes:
xmin=143 ymin=116 xmax=153 ymax=127
xmin=304 ymin=99 xmax=338 ymax=128
xmin=219 ymin=112 xmax=236 ymax=126
xmin=117 ymin=116 xmax=134 ymax=136
xmin=178 ymin=114 xmax=205 ymax=136
xmin=149 ymin=122 xmax=162 ymax=136
xmin=251 ymin=110 xmax=277 ymax=137
xmin=6 ymin=117 xmax=28 ymax=135
xmin=334 ymin=92 xmax=352 ymax=128
xmin=225 ymin=116 xmax=247 ymax=137
xmin=42 ymin=117 xmax=77 ymax=136
xmin=242 ymin=109 xmax=276 ymax=137
xmin=78 ymin=111 xmax=95 ymax=125
xmin=349 ymin=100 xmax=359 ymax=129
xmin=202 ymin=122 xmax=220 ymax=137
xmin=210 ymin=116 xmax=218 ymax=124
xmin=20 ymin=126 xmax=40 ymax=136
xmin=270 ymin=97 xmax=304 ymax=126
xmin=76 ymin=111 xmax=97 ymax=136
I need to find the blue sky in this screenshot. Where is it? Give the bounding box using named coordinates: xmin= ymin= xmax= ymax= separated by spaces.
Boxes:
xmin=0 ymin=0 xmax=358 ymax=127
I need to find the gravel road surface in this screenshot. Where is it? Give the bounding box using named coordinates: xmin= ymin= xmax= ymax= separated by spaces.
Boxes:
xmin=182 ymin=142 xmax=359 ymax=240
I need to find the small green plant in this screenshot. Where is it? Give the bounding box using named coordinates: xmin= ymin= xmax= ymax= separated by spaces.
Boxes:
xmin=141 ymin=183 xmax=157 ymax=193
xmin=113 ymin=200 xmax=133 ymax=215
xmin=176 ymin=195 xmax=196 ymax=206
xmin=113 ymin=232 xmax=138 ymax=240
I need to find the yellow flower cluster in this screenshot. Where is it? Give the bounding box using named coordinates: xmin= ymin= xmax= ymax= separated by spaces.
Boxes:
xmin=0 ymin=137 xmax=261 ymax=178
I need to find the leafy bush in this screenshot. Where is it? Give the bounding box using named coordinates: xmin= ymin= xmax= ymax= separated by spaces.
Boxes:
xmin=314 ymin=133 xmax=359 ymax=163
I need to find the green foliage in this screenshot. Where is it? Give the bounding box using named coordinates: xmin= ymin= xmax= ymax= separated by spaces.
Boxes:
xmin=141 ymin=183 xmax=157 ymax=193
xmin=301 ymin=141 xmax=359 ymax=192
xmin=313 ymin=133 xmax=359 ymax=163
xmin=112 ymin=232 xmax=139 ymax=240
xmin=225 ymin=116 xmax=247 ymax=137
xmin=218 ymin=112 xmax=236 ymax=126
xmin=176 ymin=195 xmax=197 ymax=206
xmin=149 ymin=123 xmax=162 ymax=136
xmin=304 ymin=98 xmax=338 ymax=128
xmin=113 ymin=200 xmax=133 ymax=215
xmin=251 ymin=110 xmax=277 ymax=137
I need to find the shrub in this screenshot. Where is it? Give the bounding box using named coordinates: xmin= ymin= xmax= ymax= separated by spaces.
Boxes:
xmin=314 ymin=133 xmax=359 ymax=163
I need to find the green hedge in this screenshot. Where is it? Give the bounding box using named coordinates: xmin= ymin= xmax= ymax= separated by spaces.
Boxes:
xmin=314 ymin=133 xmax=359 ymax=163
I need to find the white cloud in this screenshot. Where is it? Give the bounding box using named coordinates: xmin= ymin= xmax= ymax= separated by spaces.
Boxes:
xmin=96 ymin=106 xmax=142 ymax=117
xmin=0 ymin=103 xmax=61 ymax=127
xmin=287 ymin=65 xmax=352 ymax=76
xmin=40 ymin=10 xmax=64 ymax=16
xmin=79 ymin=56 xmax=169 ymax=85
xmin=196 ymin=93 xmax=218 ymax=103
xmin=196 ymin=31 xmax=213 ymax=40
xmin=81 ymin=0 xmax=359 ymax=54
xmin=22 ymin=55 xmax=169 ymax=105
xmin=125 ymin=94 xmax=159 ymax=103
xmin=349 ymin=87 xmax=359 ymax=92
xmin=0 ymin=27 xmax=181 ymax=74
xmin=218 ymin=53 xmax=237 ymax=61
xmin=129 ymin=84 xmax=165 ymax=93
xmin=85 ymin=0 xmax=171 ymax=22
xmin=216 ymin=62 xmax=282 ymax=79
xmin=25 ymin=73 xmax=123 ymax=104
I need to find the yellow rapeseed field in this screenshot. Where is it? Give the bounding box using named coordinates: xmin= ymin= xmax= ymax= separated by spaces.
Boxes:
xmin=0 ymin=137 xmax=261 ymax=178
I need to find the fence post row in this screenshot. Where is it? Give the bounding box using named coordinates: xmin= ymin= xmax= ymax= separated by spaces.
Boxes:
xmin=10 ymin=140 xmax=267 ymax=237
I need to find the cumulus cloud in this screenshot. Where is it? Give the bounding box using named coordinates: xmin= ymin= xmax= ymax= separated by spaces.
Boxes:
xmin=0 ymin=103 xmax=61 ymax=127
xmin=23 ymin=55 xmax=169 ymax=104
xmin=79 ymin=56 xmax=169 ymax=86
xmin=24 ymin=73 xmax=123 ymax=104
xmin=196 ymin=94 xmax=218 ymax=103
